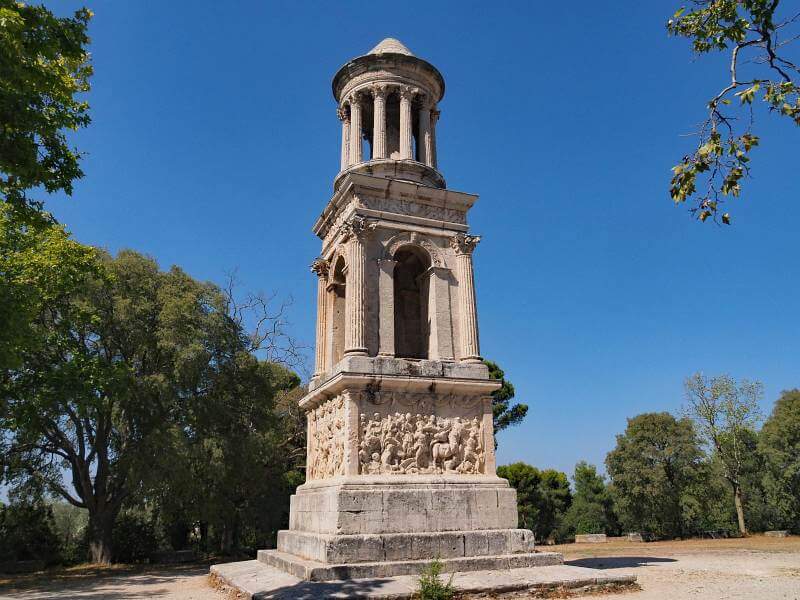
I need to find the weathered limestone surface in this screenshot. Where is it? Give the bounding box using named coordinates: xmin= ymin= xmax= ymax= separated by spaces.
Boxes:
xmin=764 ymin=530 xmax=790 ymax=538
xmin=211 ymin=559 xmax=636 ymax=599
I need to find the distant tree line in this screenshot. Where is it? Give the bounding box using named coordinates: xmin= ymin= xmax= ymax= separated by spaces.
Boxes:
xmin=498 ymin=382 xmax=800 ymax=543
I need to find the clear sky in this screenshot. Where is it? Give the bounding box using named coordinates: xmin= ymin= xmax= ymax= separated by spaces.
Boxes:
xmin=48 ymin=1 xmax=799 ymax=478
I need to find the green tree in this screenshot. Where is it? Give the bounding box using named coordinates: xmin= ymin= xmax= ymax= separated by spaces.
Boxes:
xmin=667 ymin=1 xmax=799 ymax=223
xmin=606 ymin=412 xmax=704 ymax=538
xmin=562 ymin=462 xmax=618 ymax=537
xmin=497 ymin=463 xmax=572 ymax=543
xmin=1 ymin=250 xmax=298 ymax=562
xmin=759 ymin=389 xmax=800 ymax=531
xmin=0 ymin=1 xmax=92 ymax=220
xmin=485 ymin=360 xmax=528 ymax=436
xmin=684 ymin=373 xmax=763 ymax=535
xmin=0 ymin=494 xmax=62 ymax=564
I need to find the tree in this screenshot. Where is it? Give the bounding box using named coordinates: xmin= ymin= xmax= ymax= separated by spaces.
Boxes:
xmin=0 ymin=1 xmax=92 ymax=220
xmin=684 ymin=373 xmax=763 ymax=535
xmin=606 ymin=412 xmax=704 ymax=538
xmin=667 ymin=1 xmax=799 ymax=223
xmin=485 ymin=360 xmax=528 ymax=436
xmin=562 ymin=462 xmax=618 ymax=537
xmin=0 ymin=204 xmax=99 ymax=371
xmin=759 ymin=389 xmax=800 ymax=531
xmin=496 ymin=462 xmax=572 ymax=543
xmin=1 ymin=250 xmax=298 ymax=562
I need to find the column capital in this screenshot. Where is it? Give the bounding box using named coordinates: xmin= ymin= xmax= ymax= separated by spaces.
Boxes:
xmin=349 ymin=89 xmax=368 ymax=105
xmin=431 ymin=107 xmax=441 ymax=123
xmin=337 ymin=105 xmax=349 ymax=122
xmin=450 ymin=233 xmax=481 ymax=255
xmin=371 ymin=83 xmax=389 ymax=99
xmin=310 ymin=257 xmax=330 ymax=277
xmin=339 ymin=215 xmax=377 ymax=242
xmin=399 ymin=85 xmax=419 ymax=101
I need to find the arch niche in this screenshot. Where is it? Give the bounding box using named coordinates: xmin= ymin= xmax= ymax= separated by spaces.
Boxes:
xmin=392 ymin=245 xmax=431 ymax=359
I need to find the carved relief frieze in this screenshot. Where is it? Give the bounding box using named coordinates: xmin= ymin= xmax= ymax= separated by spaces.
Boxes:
xmin=361 ymin=195 xmax=466 ymax=225
xmin=359 ymin=411 xmax=485 ymax=475
xmin=306 ymin=395 xmax=346 ymax=480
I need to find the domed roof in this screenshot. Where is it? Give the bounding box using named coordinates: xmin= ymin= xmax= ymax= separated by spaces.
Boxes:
xmin=368 ymin=37 xmax=414 ymax=56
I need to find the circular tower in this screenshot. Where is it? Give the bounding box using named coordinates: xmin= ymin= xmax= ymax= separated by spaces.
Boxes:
xmin=332 ymin=38 xmax=445 ymax=190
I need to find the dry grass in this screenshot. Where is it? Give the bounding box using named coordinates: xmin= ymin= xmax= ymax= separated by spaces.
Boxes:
xmin=548 ymin=533 xmax=800 ymax=560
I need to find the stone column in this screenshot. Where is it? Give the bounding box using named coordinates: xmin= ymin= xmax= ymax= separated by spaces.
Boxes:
xmin=311 ymin=258 xmax=330 ymax=378
xmin=372 ymin=85 xmax=387 ymax=159
xmin=430 ymin=107 xmax=440 ymax=169
xmin=426 ymin=266 xmax=454 ymax=360
xmin=399 ymin=87 xmax=415 ymax=160
xmin=418 ymin=100 xmax=431 ymax=166
xmin=451 ymin=234 xmax=482 ymax=361
xmin=342 ymin=217 xmax=372 ymax=356
xmin=377 ymin=258 xmax=397 ymax=356
xmin=338 ymin=106 xmax=350 ymax=170
xmin=349 ymin=93 xmax=363 ymax=165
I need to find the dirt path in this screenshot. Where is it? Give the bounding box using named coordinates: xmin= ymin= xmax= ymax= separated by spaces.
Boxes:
xmin=556 ymin=536 xmax=800 ymax=600
xmin=1 ymin=537 xmax=797 ymax=599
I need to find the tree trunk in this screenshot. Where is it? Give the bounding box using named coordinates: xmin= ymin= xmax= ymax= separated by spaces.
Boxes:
xmin=733 ymin=483 xmax=747 ymax=536
xmin=88 ymin=510 xmax=116 ymax=564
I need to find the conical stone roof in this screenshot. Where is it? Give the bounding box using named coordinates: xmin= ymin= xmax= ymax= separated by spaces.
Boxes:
xmin=368 ymin=38 xmax=414 ymax=56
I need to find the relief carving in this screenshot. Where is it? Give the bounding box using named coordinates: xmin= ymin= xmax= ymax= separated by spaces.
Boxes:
xmin=363 ymin=196 xmax=466 ymax=224
xmin=359 ymin=412 xmax=485 ymax=475
xmin=307 ymin=395 xmax=346 ymax=480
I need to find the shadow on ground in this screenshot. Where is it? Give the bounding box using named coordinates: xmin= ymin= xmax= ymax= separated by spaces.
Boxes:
xmin=567 ymin=556 xmax=677 ymax=569
xmin=252 ymin=578 xmax=396 ymax=599
xmin=0 ymin=564 xmax=209 ymax=600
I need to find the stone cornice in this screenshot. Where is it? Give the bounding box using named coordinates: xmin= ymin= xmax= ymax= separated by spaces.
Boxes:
xmin=313 ymin=172 xmax=478 ymax=242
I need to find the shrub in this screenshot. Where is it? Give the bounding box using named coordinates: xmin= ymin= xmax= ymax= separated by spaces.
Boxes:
xmin=416 ymin=559 xmax=455 ymax=600
xmin=112 ymin=510 xmax=158 ymax=563
xmin=0 ymin=499 xmax=62 ymax=564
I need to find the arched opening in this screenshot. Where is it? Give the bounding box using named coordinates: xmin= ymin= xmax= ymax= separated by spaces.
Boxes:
xmin=393 ymin=246 xmax=431 ymax=359
xmin=329 ymin=255 xmax=347 ymax=366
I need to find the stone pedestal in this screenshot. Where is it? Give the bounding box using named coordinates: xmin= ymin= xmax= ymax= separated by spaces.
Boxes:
xmin=262 ymin=358 xmax=559 ymax=581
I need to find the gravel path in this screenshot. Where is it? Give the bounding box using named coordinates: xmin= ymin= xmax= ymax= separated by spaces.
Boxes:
xmin=1 ymin=537 xmax=797 ymax=599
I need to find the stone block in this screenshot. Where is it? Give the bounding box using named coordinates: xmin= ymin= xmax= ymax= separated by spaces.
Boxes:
xmin=337 ymin=489 xmax=384 ymax=512
xmin=383 ymin=534 xmax=413 ymax=561
xmin=437 ymin=533 xmax=465 ymax=558
xmin=463 ymin=531 xmax=488 ymax=556
xmin=575 ymin=533 xmax=607 ymax=543
xmin=486 ymin=530 xmax=510 ymax=555
xmin=509 ymin=529 xmax=535 ymax=553
xmin=765 ymin=530 xmax=789 ymax=538
xmin=411 ymin=534 xmax=438 ymax=560
xmin=327 ymin=534 xmax=383 ymax=563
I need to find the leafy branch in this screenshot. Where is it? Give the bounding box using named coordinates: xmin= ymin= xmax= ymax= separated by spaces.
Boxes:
xmin=668 ymin=0 xmax=799 ymax=223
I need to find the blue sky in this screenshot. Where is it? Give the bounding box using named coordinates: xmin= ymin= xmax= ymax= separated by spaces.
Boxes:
xmin=48 ymin=1 xmax=799 ymax=477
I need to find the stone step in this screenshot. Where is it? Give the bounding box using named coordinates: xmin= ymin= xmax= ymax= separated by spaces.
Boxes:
xmin=211 ymin=558 xmax=637 ymax=599
xmin=278 ymin=528 xmax=536 ymax=563
xmin=258 ymin=548 xmax=564 ymax=581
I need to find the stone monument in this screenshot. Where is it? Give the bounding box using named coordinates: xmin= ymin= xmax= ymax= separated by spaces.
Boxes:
xmin=257 ymin=37 xmax=562 ymax=581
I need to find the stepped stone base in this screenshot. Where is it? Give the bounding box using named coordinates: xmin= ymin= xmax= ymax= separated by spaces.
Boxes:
xmin=278 ymin=528 xmax=535 ymax=564
xmin=211 ymin=559 xmax=637 ymax=599
xmin=259 ymin=548 xmax=564 ymax=581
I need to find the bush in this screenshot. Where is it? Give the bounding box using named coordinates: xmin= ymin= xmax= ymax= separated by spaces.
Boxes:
xmin=416 ymin=559 xmax=455 ymax=600
xmin=112 ymin=510 xmax=158 ymax=563
xmin=0 ymin=499 xmax=62 ymax=564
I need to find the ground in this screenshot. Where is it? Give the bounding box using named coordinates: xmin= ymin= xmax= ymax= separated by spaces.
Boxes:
xmin=0 ymin=536 xmax=797 ymax=599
